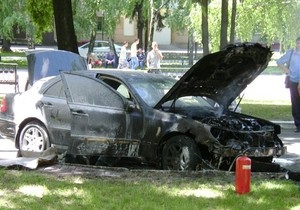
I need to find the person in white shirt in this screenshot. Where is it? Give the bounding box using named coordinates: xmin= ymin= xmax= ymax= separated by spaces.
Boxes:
xmin=147 ymin=41 xmax=163 ymax=71
xmin=118 ymin=41 xmax=129 ymax=69
xmin=130 ymin=38 xmax=139 ymax=70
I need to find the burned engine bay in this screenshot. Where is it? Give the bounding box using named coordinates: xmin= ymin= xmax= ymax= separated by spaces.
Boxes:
xmin=201 ymin=114 xmax=283 ymax=147
xmin=164 ymin=96 xmax=284 ymax=163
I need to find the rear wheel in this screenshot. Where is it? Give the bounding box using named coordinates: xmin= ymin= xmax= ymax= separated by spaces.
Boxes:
xmin=19 ymin=121 xmax=50 ymax=157
xmin=162 ymin=135 xmax=201 ymax=171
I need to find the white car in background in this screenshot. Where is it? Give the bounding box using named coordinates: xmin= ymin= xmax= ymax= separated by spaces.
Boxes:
xmin=78 ymin=40 xmax=122 ymax=58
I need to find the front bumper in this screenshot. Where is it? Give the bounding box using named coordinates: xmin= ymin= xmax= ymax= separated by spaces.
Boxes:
xmin=222 ymin=146 xmax=287 ymax=157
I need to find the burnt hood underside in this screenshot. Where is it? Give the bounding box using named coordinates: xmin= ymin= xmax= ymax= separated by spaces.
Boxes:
xmin=155 ymin=43 xmax=272 ymax=109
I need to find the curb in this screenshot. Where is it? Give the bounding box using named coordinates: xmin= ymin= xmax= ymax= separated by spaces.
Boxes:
xmin=272 ymin=121 xmax=295 ymax=130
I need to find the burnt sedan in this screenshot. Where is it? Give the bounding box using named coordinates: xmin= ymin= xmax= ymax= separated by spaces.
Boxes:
xmin=0 ymin=43 xmax=286 ymax=170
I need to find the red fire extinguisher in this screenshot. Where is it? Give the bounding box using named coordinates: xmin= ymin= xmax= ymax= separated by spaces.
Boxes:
xmin=235 ymin=155 xmax=251 ymax=194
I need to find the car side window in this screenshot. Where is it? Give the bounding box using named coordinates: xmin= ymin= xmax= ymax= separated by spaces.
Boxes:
xmin=96 ymin=42 xmax=102 ymax=47
xmin=116 ymin=84 xmax=131 ymax=99
xmin=44 ymin=80 xmax=65 ymax=98
xmin=64 ymin=74 xmax=124 ymax=108
xmin=101 ymin=78 xmax=132 ymax=100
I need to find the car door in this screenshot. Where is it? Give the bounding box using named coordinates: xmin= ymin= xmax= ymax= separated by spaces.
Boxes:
xmin=60 ymin=72 xmax=140 ymax=157
xmin=40 ymin=79 xmax=71 ymax=148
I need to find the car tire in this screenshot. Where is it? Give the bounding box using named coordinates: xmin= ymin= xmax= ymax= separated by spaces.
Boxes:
xmin=162 ymin=135 xmax=201 ymax=171
xmin=19 ymin=121 xmax=50 ymax=157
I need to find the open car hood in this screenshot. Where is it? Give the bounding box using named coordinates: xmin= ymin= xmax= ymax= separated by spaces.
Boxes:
xmin=27 ymin=50 xmax=87 ymax=86
xmin=154 ymin=43 xmax=272 ymax=109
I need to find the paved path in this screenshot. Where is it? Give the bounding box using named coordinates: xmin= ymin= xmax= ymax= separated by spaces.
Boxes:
xmin=275 ymin=128 xmax=300 ymax=172
xmin=243 ymin=74 xmax=290 ymax=102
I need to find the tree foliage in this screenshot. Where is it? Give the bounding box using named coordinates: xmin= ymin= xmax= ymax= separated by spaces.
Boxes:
xmin=0 ymin=0 xmax=29 ymax=51
xmin=25 ymin=0 xmax=53 ymax=41
xmin=2 ymin=0 xmax=299 ymax=55
xmin=235 ymin=0 xmax=300 ymax=52
xmin=179 ymin=0 xmax=300 ymax=53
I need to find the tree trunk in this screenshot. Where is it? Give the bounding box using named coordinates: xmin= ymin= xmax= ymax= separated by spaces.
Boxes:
xmin=137 ymin=2 xmax=144 ymax=49
xmin=148 ymin=0 xmax=156 ymax=49
xmin=220 ymin=0 xmax=228 ymax=49
xmin=1 ymin=39 xmax=12 ymax=52
xmin=229 ymin=0 xmax=237 ymax=44
xmin=201 ymin=0 xmax=209 ymax=56
xmin=52 ymin=0 xmax=78 ymax=53
xmin=188 ymin=34 xmax=194 ymax=65
xmin=88 ymin=30 xmax=96 ymax=56
xmin=144 ymin=20 xmax=149 ymax=53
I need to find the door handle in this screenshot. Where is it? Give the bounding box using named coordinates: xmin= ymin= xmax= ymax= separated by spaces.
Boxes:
xmin=43 ymin=102 xmax=53 ymax=106
xmin=37 ymin=101 xmax=53 ymax=108
xmin=71 ymin=109 xmax=88 ymax=116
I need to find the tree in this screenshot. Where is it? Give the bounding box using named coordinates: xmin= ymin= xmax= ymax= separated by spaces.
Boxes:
xmin=200 ymin=0 xmax=210 ymax=55
xmin=148 ymin=0 xmax=170 ymax=49
xmin=220 ymin=0 xmax=228 ymax=49
xmin=25 ymin=0 xmax=53 ymax=43
xmin=236 ymin=0 xmax=300 ymax=52
xmin=0 ymin=0 xmax=28 ymax=51
xmin=52 ymin=0 xmax=78 ymax=52
xmin=120 ymin=0 xmax=146 ymax=51
xmin=229 ymin=0 xmax=237 ymax=44
xmin=26 ymin=0 xmax=78 ymax=53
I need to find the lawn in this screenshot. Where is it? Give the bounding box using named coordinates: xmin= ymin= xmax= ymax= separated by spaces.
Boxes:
xmin=0 ymin=51 xmax=27 ymax=67
xmin=0 ymin=169 xmax=299 ymax=210
xmin=240 ymin=101 xmax=292 ymax=121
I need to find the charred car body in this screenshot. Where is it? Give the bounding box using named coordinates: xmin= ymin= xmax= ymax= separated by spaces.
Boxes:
xmin=0 ymin=43 xmax=286 ymax=170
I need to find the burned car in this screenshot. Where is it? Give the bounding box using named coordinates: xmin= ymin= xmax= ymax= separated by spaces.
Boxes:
xmin=0 ymin=43 xmax=286 ymax=170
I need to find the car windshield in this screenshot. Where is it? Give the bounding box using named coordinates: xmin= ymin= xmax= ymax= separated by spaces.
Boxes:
xmin=129 ymin=76 xmax=218 ymax=111
xmin=130 ymin=77 xmax=176 ymax=107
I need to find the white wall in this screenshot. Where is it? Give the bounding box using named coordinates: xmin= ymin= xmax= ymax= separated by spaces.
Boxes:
xmin=123 ymin=19 xmax=134 ymax=36
xmin=153 ymin=25 xmax=171 ymax=45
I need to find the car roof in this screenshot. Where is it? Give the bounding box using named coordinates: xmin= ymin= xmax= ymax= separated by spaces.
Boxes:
xmin=79 ymin=69 xmax=175 ymax=83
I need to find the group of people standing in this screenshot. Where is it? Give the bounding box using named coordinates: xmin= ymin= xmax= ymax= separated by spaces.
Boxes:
xmin=88 ymin=39 xmax=163 ymax=71
xmin=118 ymin=38 xmax=163 ymax=70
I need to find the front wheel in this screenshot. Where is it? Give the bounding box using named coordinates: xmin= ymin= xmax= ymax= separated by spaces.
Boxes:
xmin=162 ymin=135 xmax=201 ymax=171
xmin=19 ymin=121 xmax=50 ymax=157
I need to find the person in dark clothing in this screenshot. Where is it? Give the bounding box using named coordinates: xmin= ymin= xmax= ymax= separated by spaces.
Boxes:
xmin=277 ymin=36 xmax=300 ymax=132
xmin=105 ymin=50 xmax=116 ymax=68
xmin=137 ymin=48 xmax=146 ymax=70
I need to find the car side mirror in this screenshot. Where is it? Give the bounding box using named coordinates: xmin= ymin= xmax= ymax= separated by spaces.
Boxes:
xmin=125 ymin=101 xmax=136 ymax=112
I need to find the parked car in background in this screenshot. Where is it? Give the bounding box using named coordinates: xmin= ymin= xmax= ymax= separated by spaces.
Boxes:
xmin=0 ymin=43 xmax=286 ymax=171
xmin=78 ymin=40 xmax=122 ymax=58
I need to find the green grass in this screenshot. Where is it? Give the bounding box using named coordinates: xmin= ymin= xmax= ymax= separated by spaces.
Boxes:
xmin=0 ymin=51 xmax=27 ymax=67
xmin=240 ymin=100 xmax=292 ymax=121
xmin=0 ymin=169 xmax=299 ymax=210
xmin=262 ymin=66 xmax=282 ymax=75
